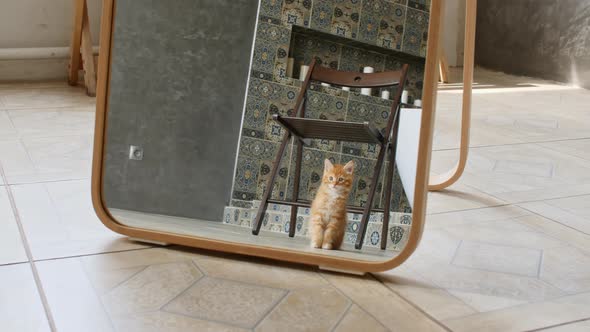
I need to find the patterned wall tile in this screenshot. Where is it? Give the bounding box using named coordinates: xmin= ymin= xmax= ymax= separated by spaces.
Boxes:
xmin=282 ymin=0 xmax=312 ymax=27
xmin=402 ymin=7 xmax=429 ymax=57
xmin=331 ymin=0 xmax=362 ymax=39
xmin=310 ymin=1 xmax=334 ymax=34
xmin=377 ymin=4 xmax=407 ymax=50
xmin=408 ymin=0 xmax=430 ymax=12
xmin=260 ymin=0 xmax=285 ymax=20
xmin=359 ymin=0 xmax=406 ymax=51
xmin=339 ymin=45 xmax=386 ymax=72
xmin=233 ymin=137 xmax=292 ymax=201
xmin=254 ymin=22 xmax=292 ymax=81
xmin=291 ymin=32 xmax=342 ymax=78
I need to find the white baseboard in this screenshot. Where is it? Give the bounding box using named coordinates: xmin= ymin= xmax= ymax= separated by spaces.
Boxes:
xmin=0 ymin=46 xmax=99 ymax=82
xmin=0 ymin=58 xmax=70 ymax=82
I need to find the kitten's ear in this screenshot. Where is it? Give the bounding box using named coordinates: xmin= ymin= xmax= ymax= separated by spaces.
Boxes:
xmin=324 ymin=159 xmax=334 ymax=171
xmin=343 ymin=160 xmax=355 ymax=174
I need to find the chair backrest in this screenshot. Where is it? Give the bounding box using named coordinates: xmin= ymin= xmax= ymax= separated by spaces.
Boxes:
xmin=292 ymin=59 xmax=410 ymax=144
xmin=310 ymin=64 xmax=408 ymax=88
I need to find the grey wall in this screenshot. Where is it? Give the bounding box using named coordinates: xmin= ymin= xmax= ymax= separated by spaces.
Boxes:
xmin=0 ymin=0 xmax=101 ymax=48
xmin=103 ymin=0 xmax=258 ymax=221
xmin=475 ymin=0 xmax=590 ymax=89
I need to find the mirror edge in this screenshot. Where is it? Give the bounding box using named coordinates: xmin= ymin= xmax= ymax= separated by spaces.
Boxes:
xmin=91 ymin=0 xmax=445 ymax=273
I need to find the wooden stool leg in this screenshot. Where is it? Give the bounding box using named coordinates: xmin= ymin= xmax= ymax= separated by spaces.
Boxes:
xmin=288 ymin=140 xmax=303 ymax=237
xmin=68 ymin=0 xmax=85 ymax=86
xmin=355 ymin=146 xmax=387 ymax=250
xmin=252 ymin=134 xmax=292 ymax=235
xmin=80 ymin=1 xmax=97 ymax=96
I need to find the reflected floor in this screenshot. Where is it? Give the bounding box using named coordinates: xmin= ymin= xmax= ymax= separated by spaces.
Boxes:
xmin=110 ymin=208 xmax=398 ymax=262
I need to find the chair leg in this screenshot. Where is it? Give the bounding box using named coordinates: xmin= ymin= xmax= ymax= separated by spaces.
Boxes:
xmin=380 ymin=144 xmax=397 ymax=250
xmin=355 ymin=145 xmax=387 ymax=250
xmin=252 ymin=134 xmax=292 ymax=235
xmin=380 ymin=108 xmax=402 ymax=250
xmin=288 ymin=139 xmax=303 ymax=237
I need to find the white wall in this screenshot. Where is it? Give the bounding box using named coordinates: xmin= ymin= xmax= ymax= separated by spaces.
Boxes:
xmin=442 ymin=0 xmax=466 ymax=67
xmin=0 ymin=0 xmax=102 ymax=48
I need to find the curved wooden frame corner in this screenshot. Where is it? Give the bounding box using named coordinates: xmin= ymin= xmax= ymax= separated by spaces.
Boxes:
xmin=429 ymin=0 xmax=477 ymax=191
xmin=91 ymin=0 xmax=445 ymax=273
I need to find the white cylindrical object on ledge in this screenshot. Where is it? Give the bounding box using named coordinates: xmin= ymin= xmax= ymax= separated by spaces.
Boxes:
xmin=321 ymin=83 xmax=331 ymax=87
xmin=360 ymin=66 xmax=374 ymax=96
xmin=414 ymin=99 xmax=422 ymax=107
xmin=381 ymin=90 xmax=390 ymax=100
xmin=286 ymin=58 xmax=295 ymax=78
xmin=401 ymin=90 xmax=409 ymax=104
xmin=299 ymin=65 xmax=310 ymax=81
xmin=342 ymin=87 xmax=351 ymax=91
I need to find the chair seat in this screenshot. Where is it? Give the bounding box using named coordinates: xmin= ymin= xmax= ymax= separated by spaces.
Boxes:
xmin=273 ymin=114 xmax=384 ymax=145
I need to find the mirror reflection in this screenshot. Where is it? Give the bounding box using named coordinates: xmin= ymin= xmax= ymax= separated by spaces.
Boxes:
xmin=103 ymin=0 xmax=431 ymax=262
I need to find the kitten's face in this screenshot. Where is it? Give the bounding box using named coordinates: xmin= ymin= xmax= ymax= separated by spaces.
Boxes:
xmin=322 ymin=159 xmax=354 ymax=190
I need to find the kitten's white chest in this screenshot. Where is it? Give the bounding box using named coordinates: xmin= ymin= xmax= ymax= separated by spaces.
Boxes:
xmin=320 ymin=187 xmax=343 ymax=221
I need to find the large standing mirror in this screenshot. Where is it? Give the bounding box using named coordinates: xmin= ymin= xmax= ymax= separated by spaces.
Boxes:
xmin=93 ymin=0 xmax=442 ymax=272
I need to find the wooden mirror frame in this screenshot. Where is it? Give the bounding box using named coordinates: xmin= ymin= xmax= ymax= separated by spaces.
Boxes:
xmin=91 ymin=0 xmax=445 ymax=273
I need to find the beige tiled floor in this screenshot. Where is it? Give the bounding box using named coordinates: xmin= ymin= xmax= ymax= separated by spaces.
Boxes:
xmin=1 ymin=69 xmax=590 ymax=331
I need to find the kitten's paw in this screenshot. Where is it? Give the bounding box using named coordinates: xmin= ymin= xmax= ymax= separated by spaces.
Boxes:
xmin=322 ymin=243 xmax=333 ymax=250
xmin=311 ymin=242 xmax=322 ymax=249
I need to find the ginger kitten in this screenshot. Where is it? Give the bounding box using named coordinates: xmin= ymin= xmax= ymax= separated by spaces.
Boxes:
xmin=309 ymin=159 xmax=355 ymax=250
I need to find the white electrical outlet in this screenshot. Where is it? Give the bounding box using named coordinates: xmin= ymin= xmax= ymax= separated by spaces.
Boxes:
xmin=129 ymin=145 xmax=144 ymax=160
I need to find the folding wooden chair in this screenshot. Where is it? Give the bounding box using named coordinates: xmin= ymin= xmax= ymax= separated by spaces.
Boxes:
xmin=252 ymin=59 xmax=409 ymax=250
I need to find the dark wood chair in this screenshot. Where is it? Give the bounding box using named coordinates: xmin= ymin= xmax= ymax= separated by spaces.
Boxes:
xmin=252 ymin=59 xmax=410 ymax=250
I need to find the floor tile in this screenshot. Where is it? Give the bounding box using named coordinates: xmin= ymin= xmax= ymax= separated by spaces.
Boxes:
xmin=193 ymin=254 xmax=328 ymax=290
xmin=387 ymin=207 xmax=571 ymax=314
xmin=36 ymin=258 xmax=116 ymax=332
xmin=377 ymin=267 xmax=477 ymax=321
xmin=0 ymin=110 xmax=18 ymax=140
xmin=333 ymin=304 xmax=388 ymax=332
xmin=446 ymin=290 xmax=527 ymax=312
xmin=104 ymin=261 xmax=202 ymax=316
xmin=0 ymin=135 xmax=93 ymax=184
xmin=0 ymin=264 xmax=50 ymax=332
xmin=519 ymin=195 xmax=590 ymax=235
xmin=431 ymin=144 xmax=590 ymax=203
xmin=256 ymin=285 xmax=350 ymax=332
xmin=113 ymin=311 xmax=249 ymax=332
xmin=165 ymin=277 xmax=286 ymax=328
xmin=35 ymin=248 xmax=202 ymax=332
xmin=541 ymin=319 xmax=590 ymax=332
xmin=427 ymin=183 xmax=507 ymax=215
xmin=443 ymin=292 xmax=590 ymax=332
xmin=0 ymin=186 xmax=27 ymax=265
xmin=539 ymin=139 xmax=590 ymax=161
xmin=323 ymin=273 xmax=447 ymax=331
xmin=540 ymin=245 xmax=590 ymax=293
xmin=7 ymin=107 xmax=95 ymax=138
xmin=0 ymin=86 xmax=95 ymax=109
xmin=11 ymin=180 xmax=147 ymax=260
xmin=451 ymin=241 xmax=542 ymax=277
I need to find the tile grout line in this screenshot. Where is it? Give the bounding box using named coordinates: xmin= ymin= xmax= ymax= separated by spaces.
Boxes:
xmin=0 ymin=162 xmax=57 ymax=332
xmin=366 ymin=273 xmax=454 ymax=332
xmin=318 ymin=272 xmax=442 ymax=331
xmin=432 ymin=136 xmax=590 ymax=153
xmin=28 ymin=246 xmax=155 ymax=264
xmin=518 ymin=203 xmax=590 ymax=237
xmin=328 ymin=301 xmax=354 ymax=332
xmin=527 ymin=317 xmax=590 ymax=332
